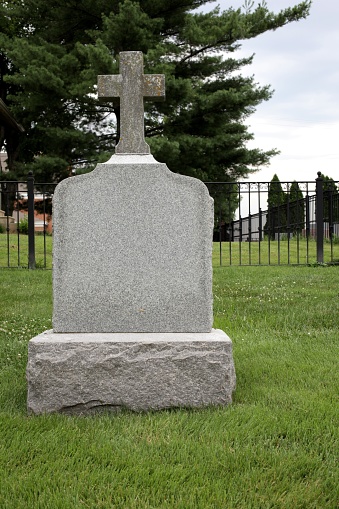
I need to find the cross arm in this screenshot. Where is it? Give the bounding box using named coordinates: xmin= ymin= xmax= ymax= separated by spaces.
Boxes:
xmin=143 ymin=75 xmax=165 ymax=101
xmin=97 ymin=75 xmax=123 ymax=101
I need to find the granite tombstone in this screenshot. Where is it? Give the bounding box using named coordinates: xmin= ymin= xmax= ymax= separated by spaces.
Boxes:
xmin=26 ymin=51 xmax=235 ymax=414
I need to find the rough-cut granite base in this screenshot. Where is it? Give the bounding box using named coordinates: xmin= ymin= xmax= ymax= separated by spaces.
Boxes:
xmin=27 ymin=329 xmax=236 ymax=415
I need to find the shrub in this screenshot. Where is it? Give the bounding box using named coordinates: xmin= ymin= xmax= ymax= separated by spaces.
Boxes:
xmin=18 ymin=217 xmax=29 ymax=234
xmin=324 ymin=234 xmax=339 ymax=245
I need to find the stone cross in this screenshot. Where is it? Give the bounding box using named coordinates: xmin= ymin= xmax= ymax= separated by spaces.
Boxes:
xmin=98 ymin=51 xmax=165 ymax=155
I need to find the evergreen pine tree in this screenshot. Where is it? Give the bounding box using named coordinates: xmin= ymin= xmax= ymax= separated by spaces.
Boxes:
xmin=289 ymin=180 xmax=305 ymax=233
xmin=0 ymin=0 xmax=311 ymax=223
xmin=264 ymin=174 xmax=287 ymax=240
xmin=319 ymin=173 xmax=339 ymax=223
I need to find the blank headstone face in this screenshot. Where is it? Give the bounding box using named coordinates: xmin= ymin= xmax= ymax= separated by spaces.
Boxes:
xmin=52 ymin=161 xmax=214 ymax=333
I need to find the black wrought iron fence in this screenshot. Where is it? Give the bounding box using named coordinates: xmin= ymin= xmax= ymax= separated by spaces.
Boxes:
xmin=0 ymin=173 xmax=56 ymax=268
xmin=205 ymin=172 xmax=338 ymax=266
xmin=0 ymin=172 xmax=338 ymax=268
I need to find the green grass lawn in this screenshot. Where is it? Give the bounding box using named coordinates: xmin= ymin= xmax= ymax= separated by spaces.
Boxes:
xmin=212 ymin=237 xmax=339 ymax=266
xmin=0 ymin=233 xmax=53 ymax=269
xmin=0 ymin=266 xmax=338 ymax=508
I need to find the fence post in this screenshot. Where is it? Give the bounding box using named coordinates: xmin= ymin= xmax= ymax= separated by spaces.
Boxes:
xmin=27 ymin=171 xmax=36 ymax=269
xmin=316 ymin=172 xmax=324 ymax=264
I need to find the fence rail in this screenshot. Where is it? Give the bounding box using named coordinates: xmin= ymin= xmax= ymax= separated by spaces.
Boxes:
xmin=0 ymin=173 xmax=338 ymax=268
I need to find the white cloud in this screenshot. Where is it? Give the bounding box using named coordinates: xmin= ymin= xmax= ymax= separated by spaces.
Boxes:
xmin=204 ymin=0 xmax=339 ymax=182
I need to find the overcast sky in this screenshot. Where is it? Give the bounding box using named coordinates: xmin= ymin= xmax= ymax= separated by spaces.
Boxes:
xmin=203 ymin=0 xmax=339 ymax=183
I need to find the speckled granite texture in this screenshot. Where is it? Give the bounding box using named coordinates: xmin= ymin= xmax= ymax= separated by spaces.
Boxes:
xmin=27 ymin=329 xmax=236 ymax=415
xmin=52 ymin=157 xmax=214 ymax=333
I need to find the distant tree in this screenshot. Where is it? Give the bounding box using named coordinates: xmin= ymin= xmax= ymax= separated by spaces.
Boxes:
xmin=319 ymin=173 xmax=339 ymax=223
xmin=207 ymin=181 xmax=239 ymax=236
xmin=288 ymin=180 xmax=305 ymax=233
xmin=264 ymin=174 xmax=287 ymax=240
